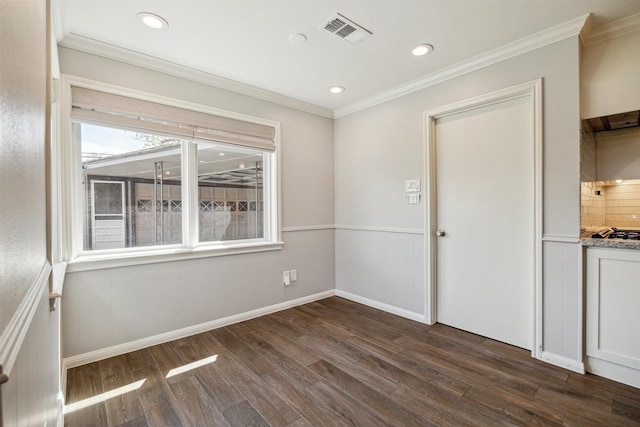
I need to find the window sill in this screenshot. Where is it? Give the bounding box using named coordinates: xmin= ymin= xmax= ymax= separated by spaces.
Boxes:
xmin=66 ymin=240 xmax=284 ymax=272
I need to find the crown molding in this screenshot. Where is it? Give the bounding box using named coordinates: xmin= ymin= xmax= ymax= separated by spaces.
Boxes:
xmin=58 ymin=34 xmax=334 ymax=119
xmin=334 ymin=14 xmax=589 ymax=119
xmin=582 ymin=12 xmax=640 ymax=46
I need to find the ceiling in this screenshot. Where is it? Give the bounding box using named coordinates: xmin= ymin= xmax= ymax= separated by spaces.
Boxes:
xmin=55 ymin=1 xmax=640 ymax=114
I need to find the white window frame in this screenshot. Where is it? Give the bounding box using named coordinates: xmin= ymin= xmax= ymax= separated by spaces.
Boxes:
xmin=58 ymin=75 xmax=282 ymax=272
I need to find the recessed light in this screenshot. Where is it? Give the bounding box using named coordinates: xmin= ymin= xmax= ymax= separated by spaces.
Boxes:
xmin=329 ymin=86 xmax=345 ymax=94
xmin=218 ymin=153 xmax=225 ymax=156
xmin=616 ymin=179 xmax=624 ymax=184
xmin=137 ymin=12 xmax=168 ymax=30
xmin=288 ymin=33 xmax=308 ymax=45
xmin=412 ymin=43 xmax=434 ymax=56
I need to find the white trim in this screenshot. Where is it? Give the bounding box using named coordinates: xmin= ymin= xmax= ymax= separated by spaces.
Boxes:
xmin=335 ymin=290 xmax=427 ymax=324
xmin=334 ymin=224 xmax=424 ymax=235
xmin=282 ymin=225 xmax=335 ymax=232
xmin=542 ymin=234 xmax=581 ymax=244
xmin=335 ymin=15 xmax=587 ymax=118
xmin=586 ymin=356 xmax=640 ymax=389
xmin=541 ymin=351 xmax=585 ymax=374
xmin=582 ymin=12 xmax=640 ymax=46
xmin=57 ymin=35 xmax=333 ymax=119
xmin=56 ymin=390 xmax=65 ymax=427
xmin=49 ymin=262 xmax=67 ymax=311
xmin=60 ymin=363 xmax=67 ymax=410
xmin=423 ymin=79 xmax=543 ymax=357
xmin=0 ymin=262 xmax=52 ymax=375
xmin=66 ymin=241 xmax=284 ymax=272
xmin=63 ymin=290 xmax=335 ymax=368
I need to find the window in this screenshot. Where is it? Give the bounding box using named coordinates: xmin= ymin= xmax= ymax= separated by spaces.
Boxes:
xmin=63 ymin=81 xmax=281 ymax=267
xmin=79 ymin=123 xmax=185 ymax=250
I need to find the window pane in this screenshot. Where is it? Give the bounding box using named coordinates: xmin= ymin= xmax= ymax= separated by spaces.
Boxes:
xmin=79 ymin=123 xmax=185 ymax=250
xmin=197 ymin=144 xmax=264 ymax=242
xmin=93 ymin=182 xmax=123 ymax=215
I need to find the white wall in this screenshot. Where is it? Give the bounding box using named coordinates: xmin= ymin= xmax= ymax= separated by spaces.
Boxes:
xmin=335 ymin=37 xmax=583 ymax=363
xmin=582 ymin=29 xmax=640 ymax=119
xmin=58 ymin=48 xmax=336 ymax=360
xmin=1 ymin=0 xmax=62 ymax=425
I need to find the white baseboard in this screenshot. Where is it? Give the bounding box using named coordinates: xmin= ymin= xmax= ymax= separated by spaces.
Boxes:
xmin=335 ymin=290 xmax=427 ymax=323
xmin=586 ymin=356 xmax=640 ymax=389
xmin=63 ymin=290 xmax=335 ymax=369
xmin=540 ymin=351 xmax=585 ymax=374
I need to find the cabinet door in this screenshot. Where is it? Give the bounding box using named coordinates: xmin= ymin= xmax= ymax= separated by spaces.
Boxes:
xmin=586 ymin=248 xmax=640 ymax=370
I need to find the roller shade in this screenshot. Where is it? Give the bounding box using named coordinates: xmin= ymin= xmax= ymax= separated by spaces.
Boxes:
xmin=71 ymin=87 xmax=276 ymax=151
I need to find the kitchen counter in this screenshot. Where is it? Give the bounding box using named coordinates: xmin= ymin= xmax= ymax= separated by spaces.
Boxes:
xmin=581 ymin=237 xmax=640 ymax=250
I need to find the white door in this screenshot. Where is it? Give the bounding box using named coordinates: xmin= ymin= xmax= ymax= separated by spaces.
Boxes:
xmin=435 ymin=95 xmax=534 ymax=350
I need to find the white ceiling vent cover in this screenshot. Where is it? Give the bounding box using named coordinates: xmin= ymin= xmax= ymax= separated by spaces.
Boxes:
xmin=322 ymin=13 xmax=372 ymax=44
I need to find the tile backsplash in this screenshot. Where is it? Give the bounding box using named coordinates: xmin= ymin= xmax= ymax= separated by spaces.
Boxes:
xmin=581 ymin=182 xmax=605 ymax=228
xmin=581 ymin=179 xmax=640 ymax=229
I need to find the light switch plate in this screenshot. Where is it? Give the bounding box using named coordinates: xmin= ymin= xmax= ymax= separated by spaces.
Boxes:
xmin=405 ymin=179 xmax=421 ymax=192
xmin=406 ymin=194 xmax=421 ymax=205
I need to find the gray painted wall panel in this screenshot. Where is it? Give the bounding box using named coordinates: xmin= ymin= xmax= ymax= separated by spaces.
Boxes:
xmin=63 ymin=229 xmax=334 ymax=357
xmin=335 ymin=229 xmax=424 ymax=316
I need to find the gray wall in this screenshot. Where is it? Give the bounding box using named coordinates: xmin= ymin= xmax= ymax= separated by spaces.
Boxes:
xmin=59 ymin=48 xmax=336 ymax=359
xmin=0 ymin=0 xmax=48 ymax=344
xmin=1 ymin=0 xmax=61 ymax=425
xmin=334 ymin=37 xmax=583 ymax=363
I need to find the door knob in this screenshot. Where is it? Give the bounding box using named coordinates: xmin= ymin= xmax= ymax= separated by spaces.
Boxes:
xmin=435 ymin=229 xmax=446 ymax=237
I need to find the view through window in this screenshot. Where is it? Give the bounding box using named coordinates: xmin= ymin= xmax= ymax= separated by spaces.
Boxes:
xmin=78 ymin=123 xmax=265 ymax=251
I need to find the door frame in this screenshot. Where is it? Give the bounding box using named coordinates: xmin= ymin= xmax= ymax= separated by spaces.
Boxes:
xmin=423 ymin=79 xmax=543 ymax=358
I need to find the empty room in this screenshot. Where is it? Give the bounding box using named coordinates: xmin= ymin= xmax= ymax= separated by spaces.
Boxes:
xmin=2 ymin=0 xmax=640 ymax=425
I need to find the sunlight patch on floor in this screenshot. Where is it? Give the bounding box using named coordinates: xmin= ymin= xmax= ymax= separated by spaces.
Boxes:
xmin=166 ymin=354 xmax=219 ymax=378
xmin=64 ymin=379 xmax=146 ymax=414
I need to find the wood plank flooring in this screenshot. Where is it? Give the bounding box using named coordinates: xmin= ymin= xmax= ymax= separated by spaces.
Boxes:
xmin=64 ymin=297 xmax=640 ymax=426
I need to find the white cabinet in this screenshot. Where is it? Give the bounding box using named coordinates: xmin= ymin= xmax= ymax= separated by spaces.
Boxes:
xmin=586 ymin=247 xmax=640 ymax=388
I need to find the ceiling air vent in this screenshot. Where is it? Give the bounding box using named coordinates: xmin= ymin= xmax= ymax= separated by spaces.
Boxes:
xmin=322 ymin=13 xmax=372 ymax=44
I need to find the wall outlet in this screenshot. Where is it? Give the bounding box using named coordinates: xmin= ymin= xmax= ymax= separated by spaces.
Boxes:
xmin=283 ymin=270 xmax=291 ymax=286
xmin=290 ymin=269 xmax=298 ymax=282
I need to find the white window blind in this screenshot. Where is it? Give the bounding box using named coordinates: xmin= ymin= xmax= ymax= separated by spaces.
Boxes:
xmin=70 ymin=87 xmax=276 ymax=152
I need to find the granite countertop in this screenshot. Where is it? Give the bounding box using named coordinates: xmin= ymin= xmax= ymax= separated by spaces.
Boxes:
xmin=581 ymin=238 xmax=640 ymax=250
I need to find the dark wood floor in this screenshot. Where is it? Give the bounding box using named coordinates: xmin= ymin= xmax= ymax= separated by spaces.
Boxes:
xmin=65 ymin=297 xmax=640 ymax=426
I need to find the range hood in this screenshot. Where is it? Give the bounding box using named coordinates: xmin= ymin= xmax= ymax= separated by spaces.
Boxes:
xmin=587 ymin=110 xmax=640 ymax=133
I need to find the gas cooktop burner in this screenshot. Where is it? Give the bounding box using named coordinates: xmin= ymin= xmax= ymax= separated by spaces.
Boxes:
xmin=609 ymin=227 xmax=640 ymax=240
xmin=596 ymin=227 xmax=640 ymax=240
